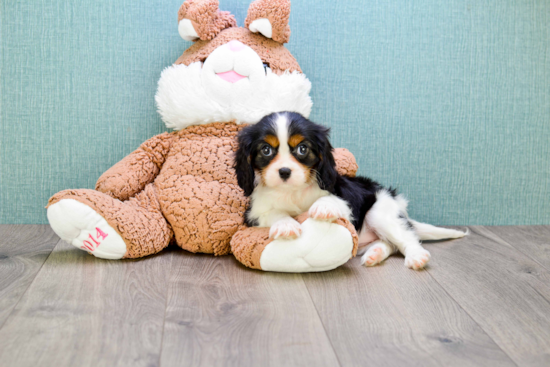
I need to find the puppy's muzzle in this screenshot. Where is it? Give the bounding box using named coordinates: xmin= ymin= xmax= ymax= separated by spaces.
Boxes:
xmin=279 ymin=168 xmax=291 ymax=181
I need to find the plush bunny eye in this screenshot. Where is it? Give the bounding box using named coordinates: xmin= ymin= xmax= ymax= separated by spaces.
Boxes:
xmin=261 ymin=145 xmax=273 ymax=156
xmin=297 ymin=144 xmax=308 ymax=156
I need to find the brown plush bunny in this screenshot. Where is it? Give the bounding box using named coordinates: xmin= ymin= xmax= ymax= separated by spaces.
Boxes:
xmin=47 ymin=0 xmax=368 ymax=272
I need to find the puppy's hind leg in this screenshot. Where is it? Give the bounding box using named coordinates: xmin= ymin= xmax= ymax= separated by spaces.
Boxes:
xmin=366 ymin=190 xmax=431 ymax=270
xmin=361 ymin=240 xmax=395 ymax=267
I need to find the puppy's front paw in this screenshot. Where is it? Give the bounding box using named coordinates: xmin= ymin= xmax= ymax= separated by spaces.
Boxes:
xmin=309 ymin=197 xmax=350 ymax=222
xmin=269 ymin=218 xmax=302 ymax=240
xmin=404 ymin=248 xmax=431 ymax=270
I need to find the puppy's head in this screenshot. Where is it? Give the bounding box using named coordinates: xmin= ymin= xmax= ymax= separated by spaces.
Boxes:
xmin=234 ymin=112 xmax=338 ymax=196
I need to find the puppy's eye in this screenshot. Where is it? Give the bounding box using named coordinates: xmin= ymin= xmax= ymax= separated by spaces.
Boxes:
xmin=297 ymin=144 xmax=308 ymax=156
xmin=261 ymin=145 xmax=273 ymax=156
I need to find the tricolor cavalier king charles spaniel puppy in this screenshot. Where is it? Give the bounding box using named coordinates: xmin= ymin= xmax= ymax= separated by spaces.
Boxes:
xmin=234 ymin=112 xmax=466 ymax=269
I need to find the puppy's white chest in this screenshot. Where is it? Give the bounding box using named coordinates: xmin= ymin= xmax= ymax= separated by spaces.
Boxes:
xmin=273 ymin=189 xmax=322 ymax=215
xmin=251 ymin=184 xmax=329 ymax=219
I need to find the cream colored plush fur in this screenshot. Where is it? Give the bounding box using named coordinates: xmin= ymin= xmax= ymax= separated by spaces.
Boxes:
xmin=156 ymin=59 xmax=312 ymax=130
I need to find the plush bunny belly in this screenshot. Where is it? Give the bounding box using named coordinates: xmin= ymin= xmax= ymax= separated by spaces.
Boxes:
xmin=155 ymin=122 xmax=248 ymax=255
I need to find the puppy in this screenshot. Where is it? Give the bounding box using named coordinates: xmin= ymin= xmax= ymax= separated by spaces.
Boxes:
xmin=234 ymin=112 xmax=466 ymax=270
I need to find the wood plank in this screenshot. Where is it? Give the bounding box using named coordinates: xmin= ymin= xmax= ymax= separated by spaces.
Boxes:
xmin=427 ymin=226 xmax=550 ymax=366
xmin=0 ymin=239 xmax=172 ymax=367
xmin=0 ymin=225 xmax=59 ymax=328
xmin=302 ymin=249 xmax=514 ymax=367
xmin=159 ymin=251 xmax=340 ymax=367
xmin=484 ymin=226 xmax=550 ymax=270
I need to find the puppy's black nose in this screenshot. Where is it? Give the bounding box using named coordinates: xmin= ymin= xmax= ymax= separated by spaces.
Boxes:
xmin=279 ymin=168 xmax=291 ymax=180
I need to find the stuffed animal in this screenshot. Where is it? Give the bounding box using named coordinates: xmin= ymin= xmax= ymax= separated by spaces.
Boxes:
xmin=46 ymin=0 xmax=371 ymax=272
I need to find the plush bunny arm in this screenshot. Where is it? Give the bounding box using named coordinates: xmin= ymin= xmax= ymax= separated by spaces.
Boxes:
xmin=333 ymin=148 xmax=358 ymax=177
xmin=96 ymin=133 xmax=174 ymax=201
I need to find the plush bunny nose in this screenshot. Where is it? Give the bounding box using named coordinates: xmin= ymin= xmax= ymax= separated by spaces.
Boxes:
xmin=279 ymin=168 xmax=291 ymax=180
xmin=228 ymin=40 xmax=245 ymax=52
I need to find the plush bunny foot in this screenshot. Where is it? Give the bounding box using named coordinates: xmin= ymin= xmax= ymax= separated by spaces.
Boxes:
xmin=262 ymin=219 xmax=353 ymax=271
xmin=231 ymin=213 xmax=359 ymax=273
xmin=47 ymin=186 xmax=172 ymax=259
xmin=47 ymin=199 xmax=127 ymax=259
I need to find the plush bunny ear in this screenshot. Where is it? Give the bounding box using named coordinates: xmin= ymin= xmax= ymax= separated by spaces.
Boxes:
xmin=245 ymin=0 xmax=291 ymax=43
xmin=177 ymin=0 xmax=237 ymax=41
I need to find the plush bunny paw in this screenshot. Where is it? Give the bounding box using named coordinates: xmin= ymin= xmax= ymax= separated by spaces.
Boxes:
xmin=404 ymin=248 xmax=431 ymax=270
xmin=269 ymin=217 xmax=302 ymax=240
xmin=47 ymin=199 xmax=127 ymax=259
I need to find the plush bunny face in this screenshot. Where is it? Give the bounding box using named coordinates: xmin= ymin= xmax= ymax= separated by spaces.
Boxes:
xmin=155 ymin=0 xmax=312 ymax=130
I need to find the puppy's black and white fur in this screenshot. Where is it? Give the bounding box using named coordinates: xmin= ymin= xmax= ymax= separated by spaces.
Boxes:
xmin=234 ymin=112 xmax=466 ymax=270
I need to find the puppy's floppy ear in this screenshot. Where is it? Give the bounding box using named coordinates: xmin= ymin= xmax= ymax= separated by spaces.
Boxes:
xmin=234 ymin=129 xmax=256 ymax=197
xmin=315 ymin=127 xmax=338 ymax=193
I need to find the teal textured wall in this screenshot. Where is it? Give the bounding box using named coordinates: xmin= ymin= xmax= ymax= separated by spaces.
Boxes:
xmin=1 ymin=0 xmax=549 ymax=225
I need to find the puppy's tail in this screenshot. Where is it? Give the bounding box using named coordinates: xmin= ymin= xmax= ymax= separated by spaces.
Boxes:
xmin=410 ymin=220 xmax=468 ymax=241
xmin=393 ymin=194 xmax=468 ymax=241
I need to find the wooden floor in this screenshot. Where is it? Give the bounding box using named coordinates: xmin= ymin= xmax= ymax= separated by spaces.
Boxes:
xmin=1 ymin=225 xmax=550 ymax=366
